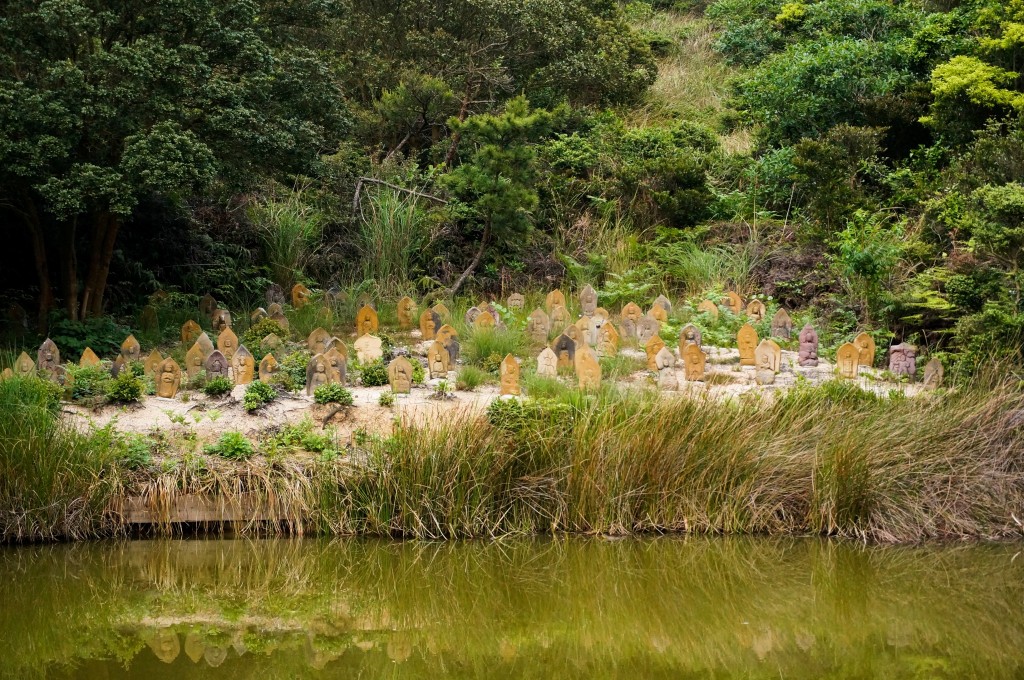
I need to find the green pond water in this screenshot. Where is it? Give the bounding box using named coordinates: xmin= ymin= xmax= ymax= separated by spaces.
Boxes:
xmin=1 ymin=537 xmax=1022 ymax=679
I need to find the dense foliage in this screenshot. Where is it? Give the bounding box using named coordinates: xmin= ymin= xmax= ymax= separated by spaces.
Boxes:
xmin=2 ymin=0 xmax=1023 ymax=372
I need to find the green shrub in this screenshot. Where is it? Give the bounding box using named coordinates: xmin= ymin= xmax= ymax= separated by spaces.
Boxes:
xmin=456 ymin=365 xmax=490 ymax=391
xmin=314 ymin=383 xmax=354 ymax=405
xmin=241 ymin=318 xmax=288 ymax=353
xmin=379 ymin=390 xmax=395 ymax=407
xmin=243 ymin=380 xmax=277 ymax=412
xmin=411 ymin=359 xmax=425 ymax=384
xmin=66 ymin=364 xmax=110 ymax=401
xmin=119 ymin=434 xmax=153 ymax=470
xmin=47 ymin=314 xmax=131 ymax=359
xmin=203 ymin=376 xmax=234 ymax=397
xmin=278 ymin=351 xmax=312 ymax=392
xmin=106 ymin=371 xmax=144 ymax=403
xmin=205 ymin=431 xmax=255 ymax=460
xmin=270 ymin=418 xmax=336 ymax=454
xmin=359 ymin=359 xmax=389 ymax=387
xmin=486 ymin=398 xmax=527 ymax=430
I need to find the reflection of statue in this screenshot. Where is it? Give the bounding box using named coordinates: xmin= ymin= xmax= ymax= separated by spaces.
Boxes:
xmin=798 ymin=325 xmax=819 ymax=367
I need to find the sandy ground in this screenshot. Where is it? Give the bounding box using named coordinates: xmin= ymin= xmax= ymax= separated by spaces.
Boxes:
xmin=63 ymin=339 xmax=923 ymax=444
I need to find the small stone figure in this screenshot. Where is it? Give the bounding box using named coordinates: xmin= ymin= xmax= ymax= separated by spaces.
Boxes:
xmin=645 ymin=335 xmax=666 ymax=372
xmin=579 ymin=285 xmax=598 ymax=317
xmin=888 ymin=343 xmax=917 ymax=380
xmin=306 ymin=355 xmax=329 ymax=395
xmin=266 ymin=284 xmax=285 ymax=306
xmin=292 ymin=283 xmax=311 ymax=309
xmin=156 ymin=359 xmax=181 ymax=398
xmin=420 ymin=309 xmax=441 ymax=339
xmin=836 ymin=343 xmax=859 ymax=379
xmin=575 ymin=344 xmax=601 ymax=390
xmin=307 ymin=328 xmax=331 ymax=356
xmin=232 ymin=346 xmax=255 ymax=384
xmin=428 ymin=341 xmax=450 ymax=379
xmin=79 ymin=347 xmax=101 ymax=367
xmin=549 ymin=304 xmax=570 ymax=331
xmin=737 ymin=324 xmax=758 ymax=367
xmin=551 ymin=334 xmax=576 ymax=370
xmin=798 ymin=325 xmax=819 ymax=367
xmin=500 ymin=354 xmax=520 ymax=396
xmin=217 ymin=328 xmax=239 ymax=361
xmin=597 ymin=322 xmax=620 ymax=358
xmin=923 ymin=358 xmax=943 ymax=389
xmin=323 ymin=346 xmax=347 ymax=384
xmin=474 ymin=311 xmax=496 ymax=329
xmin=545 ymin=290 xmax=566 ymax=313
xmin=251 ymin=307 xmax=268 ymax=324
xmin=656 ymin=347 xmax=677 ymax=391
xmin=854 ymin=332 xmax=876 ymax=368
xmin=771 ymin=309 xmax=793 ymax=340
xmin=144 ymin=349 xmax=163 ymax=378
xmin=37 ymin=338 xmax=60 ymax=377
xmin=637 ymin=316 xmax=660 ymax=348
xmin=527 ymin=309 xmax=550 ymax=343
xmin=648 ymin=304 xmax=668 ymax=323
xmin=185 ymin=342 xmax=206 ymax=379
xmin=754 ymin=339 xmax=781 ymax=373
xmin=397 ymin=297 xmax=416 ymax=329
xmin=746 ymin=299 xmax=767 ymax=322
xmin=678 ymin=324 xmax=702 ymax=352
xmin=697 ymin=300 xmax=719 ymax=319
xmin=537 ymin=348 xmax=558 ymax=377
xmin=356 ymin=305 xmax=379 ymax=335
xmin=199 ymin=294 xmax=218 ymax=318
xmin=205 ymin=351 xmax=230 ymax=380
xmin=432 ymin=302 xmax=451 ymax=321
xmin=14 ymin=351 xmax=35 ymax=377
xmin=726 ymin=291 xmax=743 ymax=314
xmin=140 ymin=305 xmax=159 ymax=335
xmin=507 ymin=293 xmax=525 ymax=310
xmin=259 ymin=354 xmax=280 ymax=383
xmin=211 ymin=309 xmax=232 ymax=333
xmin=121 ymin=335 xmax=141 ymax=362
xmin=181 ymin=320 xmax=201 ymax=346
xmin=354 ymin=334 xmax=383 ymax=365
xmin=464 ymin=306 xmax=482 ymax=325
xmin=683 ymin=343 xmax=706 ymax=382
xmin=653 ymin=295 xmax=673 ymax=314
xmin=621 ymin=302 xmax=643 ymax=324
xmin=388 ymin=356 xmax=413 ymax=394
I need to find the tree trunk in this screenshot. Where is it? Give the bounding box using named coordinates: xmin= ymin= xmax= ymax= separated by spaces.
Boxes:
xmin=60 ymin=217 xmax=79 ymax=321
xmin=449 ymin=220 xmax=490 ymax=297
xmin=80 ymin=212 xmax=110 ymax=319
xmin=87 ymin=214 xmax=120 ymax=318
xmin=24 ymin=204 xmax=54 ymax=332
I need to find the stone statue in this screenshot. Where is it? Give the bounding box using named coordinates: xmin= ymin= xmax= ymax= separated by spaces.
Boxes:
xmin=306 ymin=355 xmax=329 ymax=395
xmin=388 ymin=356 xmax=413 ymax=394
xmin=356 ymin=305 xmax=379 ymax=335
xmin=836 ymin=343 xmax=859 ymax=379
xmin=121 ymin=335 xmax=141 ymax=362
xmin=499 ymin=354 xmax=520 ymax=396
xmin=550 ymin=304 xmax=570 ymax=331
xmin=14 ymin=351 xmax=35 ymax=377
xmin=37 ymin=338 xmax=60 ymax=377
xmin=645 ymin=335 xmax=666 ymax=371
xmin=678 ymin=324 xmax=702 ymax=351
xmin=428 ymin=342 xmax=450 ymax=379
xmin=697 ymin=300 xmax=719 ymax=319
xmin=545 ymin=290 xmax=566 ymax=313
xmin=292 ymin=283 xmax=311 ymax=309
xmin=575 ymin=345 xmax=601 ymax=390
xmin=397 ymin=296 xmax=416 ymax=329
xmin=579 ymin=285 xmax=598 ymax=316
xmin=527 ymin=309 xmax=550 ymax=343
xmin=923 ymin=358 xmax=943 ymax=389
xmin=181 ymin=320 xmax=201 ymax=346
xmin=156 ymin=359 xmax=181 ymax=398
xmin=648 ymin=304 xmax=668 ymax=324
xmin=653 ymin=294 xmax=673 ymax=314
xmin=798 ymin=325 xmax=819 ymax=367
xmin=656 ymin=347 xmax=677 ymax=390
xmin=507 ymin=293 xmax=525 ymax=310
xmin=259 ymin=354 xmax=280 ymax=383
xmin=250 ymin=307 xmax=268 ymax=324
xmin=199 ymin=294 xmax=217 ymax=318
xmin=205 ymin=351 xmax=229 ymax=380
xmin=323 ymin=346 xmax=347 ymax=384
xmin=266 ymin=284 xmax=285 ymax=306
xmin=888 ymin=343 xmax=917 ymax=380
xmin=537 ymin=348 xmax=558 ymax=377
xmin=211 ymin=309 xmax=232 ymax=333
xmin=683 ymin=343 xmax=705 ymax=382
xmin=307 ymin=327 xmax=331 ymax=356
xmin=737 ymin=324 xmax=758 ymax=366
xmin=354 ymin=334 xmax=383 ymax=365
xmin=746 ymin=299 xmax=767 ymax=322
xmin=551 ymin=334 xmax=576 ymax=370
xmin=464 ymin=306 xmax=482 ymax=325
xmin=637 ymin=316 xmax=660 ymax=348
xmin=771 ymin=309 xmax=792 ymax=340
xmin=185 ymin=342 xmax=206 ymax=378
xmin=232 ymin=346 xmax=255 ymax=384
xmin=217 ymin=328 xmax=238 ymax=361
xmin=420 ymin=309 xmax=441 ymax=339
xmin=79 ymin=347 xmax=101 ymax=367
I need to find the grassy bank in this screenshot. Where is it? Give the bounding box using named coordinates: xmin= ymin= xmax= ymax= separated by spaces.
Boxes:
xmin=2 ymin=376 xmax=1023 ymax=543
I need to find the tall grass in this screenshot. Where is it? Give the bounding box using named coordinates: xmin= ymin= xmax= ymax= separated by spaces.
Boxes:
xmin=657 ymin=240 xmax=762 ymax=297
xmin=248 ymin=183 xmax=325 ymax=290
xmin=463 ymin=328 xmax=529 ymax=367
xmin=357 ymin=189 xmax=433 ymax=297
xmin=0 ymin=377 xmax=117 ymax=541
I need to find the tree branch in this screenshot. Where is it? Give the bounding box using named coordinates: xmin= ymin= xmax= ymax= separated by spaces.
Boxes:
xmin=352 ymin=177 xmax=447 ymax=213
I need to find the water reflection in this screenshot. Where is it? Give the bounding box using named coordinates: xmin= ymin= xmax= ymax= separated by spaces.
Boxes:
xmin=1 ymin=537 xmax=1022 ymax=678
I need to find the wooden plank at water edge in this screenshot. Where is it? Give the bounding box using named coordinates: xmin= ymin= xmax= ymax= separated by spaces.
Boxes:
xmin=123 ymin=494 xmax=286 ymax=524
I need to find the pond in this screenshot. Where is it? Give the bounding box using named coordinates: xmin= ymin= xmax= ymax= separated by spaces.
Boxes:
xmin=1 ymin=537 xmax=1022 ymax=678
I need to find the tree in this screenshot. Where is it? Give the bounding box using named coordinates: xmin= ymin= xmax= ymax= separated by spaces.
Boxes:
xmin=0 ymin=1 xmax=348 ymax=326
xmin=442 ymin=97 xmax=554 ymax=295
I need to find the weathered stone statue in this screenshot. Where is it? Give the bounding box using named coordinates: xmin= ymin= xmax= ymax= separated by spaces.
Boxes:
xmin=323 ymin=346 xmax=347 ymax=384
xmin=550 ymin=304 xmax=570 ymax=332
xmin=637 ymin=316 xmax=660 ymax=348
xmin=14 ymin=352 xmax=35 ymax=378
xmin=644 ymin=335 xmax=666 ymax=371
xmin=432 ymin=302 xmax=451 ymax=321
xmin=648 ymin=304 xmax=668 ymax=324
xmin=854 ymin=332 xmax=876 ymax=367
xmin=250 ymin=307 xmax=268 ymax=324
xmin=388 ymin=356 xmax=413 ymax=394
xmin=545 ymin=290 xmax=566 ymax=312
xmin=746 ymin=299 xmax=767 ymax=322
xmin=507 ymin=293 xmax=525 ymax=310
xmin=771 ymin=308 xmax=792 ymax=340
xmin=656 ymin=346 xmax=677 ymax=390
xmin=397 ymin=296 xmax=416 ymax=329
xmin=754 ymin=339 xmax=781 ymax=373
xmin=726 ymin=291 xmax=743 ymax=314
xmin=217 ymin=327 xmax=239 ymax=361
xmin=354 ymin=334 xmax=383 ymax=365
xmin=537 ymin=348 xmax=558 ymax=377
xmin=579 ymin=285 xmax=598 ymax=316
xmin=121 ymin=335 xmax=141 ymax=362
xmin=307 ymin=327 xmax=331 ymax=356
xmin=697 ymin=299 xmax=719 ymax=319
xmin=597 ymin=322 xmax=620 ymax=358
xmin=575 ymin=345 xmax=601 ymax=390
xmin=181 ymin=320 xmax=201 ymax=346
xmin=292 ymin=283 xmax=311 ymax=309
xmin=527 ymin=309 xmax=551 ymax=343
xmin=211 ymin=309 xmax=232 ymax=333
xmin=79 ymin=347 xmax=101 ymax=368
xmin=186 ymin=343 xmax=206 ymax=379
xmin=678 ymin=324 xmax=702 ymax=352
xmin=259 ymin=354 xmax=280 ymax=383
xmin=621 ymin=302 xmax=643 ymax=325
xmin=889 ymin=343 xmax=917 ymax=380
xmin=464 ymin=306 xmax=482 ymax=325
xmin=428 ymin=341 xmax=450 ymax=379
xmin=737 ymin=324 xmax=758 ymax=366
xmin=306 ymin=355 xmax=329 ymax=395
xmin=356 ymin=305 xmax=379 ymax=335
xmin=144 ymin=349 xmax=163 ymax=378
xmin=683 ymin=343 xmax=706 ymax=382
xmin=232 ymin=346 xmax=255 ymax=384
xmin=199 ymin=294 xmax=217 ymax=318
xmin=653 ymin=294 xmax=672 ymax=314
xmin=474 ymin=311 xmax=496 ymax=328
xmin=499 ymin=354 xmax=520 ymax=396
xmin=156 ymin=359 xmax=181 ymax=398
xmin=798 ymin=324 xmax=819 ymax=367
xmin=266 ymin=284 xmax=285 ymax=306
xmin=836 ymin=343 xmax=859 ymax=379
xmin=205 ymin=351 xmax=230 ymax=380
xmin=37 ymin=338 xmax=60 ymax=376
xmin=551 ymin=334 xmax=576 ymax=370
xmin=420 ymin=309 xmax=441 ymax=339
xmin=923 ymin=358 xmax=943 ymax=389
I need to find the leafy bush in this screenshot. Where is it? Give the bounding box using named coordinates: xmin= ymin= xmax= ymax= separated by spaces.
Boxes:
xmin=411 ymin=359 xmax=425 ymax=384
xmin=243 ymin=380 xmax=276 ymax=412
xmin=106 ymin=372 xmax=144 ymax=403
xmin=359 ymin=359 xmax=389 ymax=387
xmin=203 ymin=376 xmax=234 ymax=397
xmin=268 ymin=418 xmax=337 ymax=454
xmin=241 ymin=318 xmax=288 ymax=353
xmin=314 ymin=383 xmax=354 ymax=405
xmin=65 ymin=364 xmax=110 ymax=401
xmin=278 ymin=351 xmax=312 ymax=392
xmin=205 ymin=431 xmax=255 ymax=460
xmin=378 ymin=390 xmax=395 ymax=407
xmin=46 ymin=315 xmax=131 ymax=360
xmin=119 ymin=434 xmax=153 ymax=470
